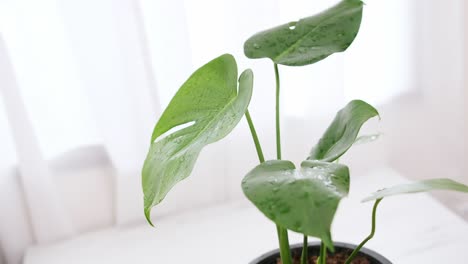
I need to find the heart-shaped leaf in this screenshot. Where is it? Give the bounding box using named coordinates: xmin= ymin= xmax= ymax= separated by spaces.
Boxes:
xmin=308 ymin=100 xmax=379 ymax=162
xmin=242 ymin=160 xmax=350 ymax=250
xmin=142 ymin=54 xmax=253 ymax=225
xmin=363 ymin=178 xmax=468 ymax=202
xmin=244 ymin=0 xmax=364 ymax=66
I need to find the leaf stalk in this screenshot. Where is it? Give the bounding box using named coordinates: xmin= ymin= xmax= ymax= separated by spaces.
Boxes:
xmin=319 ymin=241 xmax=327 ymax=264
xmin=300 ymin=236 xmax=308 ymax=264
xmin=273 ymin=62 xmax=292 ymax=264
xmin=274 ymin=63 xmax=281 ymax=160
xmin=344 ymin=198 xmax=383 ymax=264
xmin=245 ymin=110 xmax=265 ymax=163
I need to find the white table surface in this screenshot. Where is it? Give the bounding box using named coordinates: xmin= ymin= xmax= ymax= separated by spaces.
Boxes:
xmin=24 ymin=167 xmax=468 ymax=263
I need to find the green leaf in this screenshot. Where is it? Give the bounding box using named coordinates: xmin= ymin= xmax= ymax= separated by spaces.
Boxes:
xmin=142 ymin=54 xmax=253 ymax=225
xmin=244 ymin=0 xmax=364 ymax=66
xmin=363 ymin=178 xmax=468 ymax=202
xmin=308 ymin=100 xmax=379 ymax=162
xmin=242 ymin=160 xmax=350 ymax=251
xmin=354 ymin=133 xmax=381 ymax=145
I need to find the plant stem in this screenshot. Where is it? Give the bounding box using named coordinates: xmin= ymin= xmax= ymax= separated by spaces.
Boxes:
xmin=300 ymin=235 xmax=308 ymax=264
xmin=277 ymin=226 xmax=292 ymax=264
xmin=273 ymin=63 xmax=292 ymax=264
xmin=274 ymin=63 xmax=281 ymax=160
xmin=344 ymin=198 xmax=383 ymax=264
xmin=245 ymin=110 xmax=265 ymax=163
xmin=319 ymin=241 xmax=327 ymax=264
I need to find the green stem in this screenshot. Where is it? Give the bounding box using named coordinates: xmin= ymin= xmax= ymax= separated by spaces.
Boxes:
xmin=300 ymin=236 xmax=308 ymax=264
xmin=277 ymin=226 xmax=292 ymax=264
xmin=274 ymin=63 xmax=281 ymax=160
xmin=245 ymin=110 xmax=265 ymax=163
xmin=319 ymin=241 xmax=327 ymax=264
xmin=273 ymin=63 xmax=292 ymax=264
xmin=344 ymin=198 xmax=383 ymax=264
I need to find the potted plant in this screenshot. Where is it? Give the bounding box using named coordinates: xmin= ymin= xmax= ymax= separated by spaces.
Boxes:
xmin=141 ymin=0 xmax=468 ymax=263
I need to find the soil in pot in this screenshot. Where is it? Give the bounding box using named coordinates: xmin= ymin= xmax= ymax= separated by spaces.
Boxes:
xmin=251 ymin=242 xmax=391 ymax=264
xmin=278 ymin=249 xmax=370 ymax=264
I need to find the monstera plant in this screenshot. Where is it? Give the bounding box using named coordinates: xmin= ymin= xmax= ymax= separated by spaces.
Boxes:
xmin=142 ymin=0 xmax=468 ymax=263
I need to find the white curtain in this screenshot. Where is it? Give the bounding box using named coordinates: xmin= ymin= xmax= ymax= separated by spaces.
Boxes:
xmin=0 ymin=0 xmax=466 ymax=263
xmin=0 ymin=1 xmax=161 ymax=263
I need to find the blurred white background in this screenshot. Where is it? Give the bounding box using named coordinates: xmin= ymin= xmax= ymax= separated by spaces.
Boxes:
xmin=0 ymin=0 xmax=467 ymax=263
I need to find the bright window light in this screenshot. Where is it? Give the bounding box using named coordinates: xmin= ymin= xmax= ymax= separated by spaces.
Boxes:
xmin=1 ymin=0 xmax=100 ymax=159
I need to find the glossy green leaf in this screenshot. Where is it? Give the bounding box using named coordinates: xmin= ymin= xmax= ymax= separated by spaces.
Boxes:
xmin=308 ymin=100 xmax=379 ymax=162
xmin=244 ymin=0 xmax=364 ymax=66
xmin=363 ymin=178 xmax=468 ymax=202
xmin=142 ymin=54 xmax=253 ymax=225
xmin=242 ymin=160 xmax=350 ymax=250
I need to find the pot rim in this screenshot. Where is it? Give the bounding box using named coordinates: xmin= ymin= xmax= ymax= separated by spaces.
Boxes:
xmin=249 ymin=241 xmax=392 ymax=264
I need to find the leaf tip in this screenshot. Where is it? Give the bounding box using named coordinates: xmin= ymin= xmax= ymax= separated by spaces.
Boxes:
xmin=144 ymin=207 xmax=155 ymax=227
xmin=322 ymin=232 xmax=335 ymax=252
xmin=239 ymin=68 xmax=254 ymax=81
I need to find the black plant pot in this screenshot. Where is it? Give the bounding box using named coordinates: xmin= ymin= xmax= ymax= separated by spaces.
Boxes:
xmin=250 ymin=242 xmax=392 ymax=264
